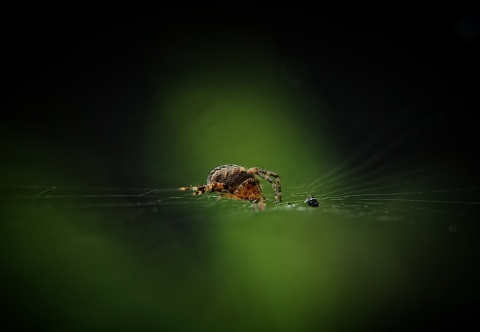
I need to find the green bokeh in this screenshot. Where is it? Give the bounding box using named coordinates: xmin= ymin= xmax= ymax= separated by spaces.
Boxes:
xmin=143 ymin=35 xmax=339 ymax=189
xmin=5 ymin=200 xmax=474 ymax=331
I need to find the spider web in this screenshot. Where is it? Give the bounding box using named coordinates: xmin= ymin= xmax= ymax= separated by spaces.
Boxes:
xmin=1 ymin=158 xmax=479 ymax=230
xmin=2 ymin=103 xmax=479 ymax=234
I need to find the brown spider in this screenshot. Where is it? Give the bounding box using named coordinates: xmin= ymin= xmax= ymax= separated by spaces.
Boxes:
xmin=179 ymin=164 xmax=282 ymax=210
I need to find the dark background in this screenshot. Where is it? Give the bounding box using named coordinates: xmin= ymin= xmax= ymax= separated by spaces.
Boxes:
xmin=3 ymin=8 xmax=479 ymax=186
xmin=2 ymin=7 xmax=480 ymax=332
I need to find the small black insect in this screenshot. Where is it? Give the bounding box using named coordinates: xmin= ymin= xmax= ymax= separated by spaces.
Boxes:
xmin=305 ymin=195 xmax=319 ymax=207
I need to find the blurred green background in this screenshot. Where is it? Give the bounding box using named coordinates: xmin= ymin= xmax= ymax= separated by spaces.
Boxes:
xmin=2 ymin=8 xmax=480 ymax=331
xmin=144 ymin=41 xmax=337 ymax=188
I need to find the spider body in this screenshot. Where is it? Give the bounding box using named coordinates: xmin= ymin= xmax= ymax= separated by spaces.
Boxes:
xmin=179 ymin=164 xmax=282 ymax=210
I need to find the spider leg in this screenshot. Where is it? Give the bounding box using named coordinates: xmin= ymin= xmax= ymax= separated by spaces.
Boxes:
xmin=179 ymin=185 xmax=207 ymax=196
xmin=179 ymin=182 xmax=228 ymax=196
xmin=248 ymin=168 xmax=282 ymax=204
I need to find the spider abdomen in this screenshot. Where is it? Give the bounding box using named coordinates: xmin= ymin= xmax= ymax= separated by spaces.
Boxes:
xmin=207 ymin=164 xmax=252 ymax=188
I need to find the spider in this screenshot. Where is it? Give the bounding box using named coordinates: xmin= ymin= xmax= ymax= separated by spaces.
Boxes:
xmin=179 ymin=164 xmax=282 ymax=210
